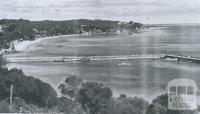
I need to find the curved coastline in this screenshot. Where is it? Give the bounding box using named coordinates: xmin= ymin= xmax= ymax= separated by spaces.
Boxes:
xmin=13 ymin=34 xmax=85 ymax=52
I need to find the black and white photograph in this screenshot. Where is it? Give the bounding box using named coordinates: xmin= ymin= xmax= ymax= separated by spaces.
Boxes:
xmin=0 ymin=0 xmax=200 ymax=114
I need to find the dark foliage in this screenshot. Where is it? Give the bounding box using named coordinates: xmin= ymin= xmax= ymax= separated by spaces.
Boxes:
xmin=55 ymin=97 xmax=84 ymax=114
xmin=146 ymin=94 xmax=168 ymax=114
xmin=77 ymin=82 xmax=113 ymax=114
xmin=58 ymin=75 xmax=83 ymax=99
xmin=152 ymin=94 xmax=168 ymax=107
xmin=0 ymin=67 xmax=57 ymax=108
xmin=113 ymin=96 xmax=149 ymax=114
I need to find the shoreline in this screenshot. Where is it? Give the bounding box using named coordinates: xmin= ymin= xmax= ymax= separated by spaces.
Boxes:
xmin=13 ymin=34 xmax=85 ymax=52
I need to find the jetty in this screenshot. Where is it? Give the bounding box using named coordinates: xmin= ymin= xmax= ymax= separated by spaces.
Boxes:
xmin=163 ymin=54 xmax=200 ymax=63
xmin=5 ymin=54 xmax=200 ymax=63
xmin=5 ymin=54 xmax=164 ymax=63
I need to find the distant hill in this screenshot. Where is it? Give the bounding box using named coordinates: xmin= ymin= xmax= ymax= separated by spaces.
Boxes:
xmin=0 ymin=19 xmax=144 ymax=49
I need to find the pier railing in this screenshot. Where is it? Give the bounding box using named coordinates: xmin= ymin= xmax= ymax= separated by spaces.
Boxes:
xmin=6 ymin=54 xmax=200 ymax=63
xmin=5 ymin=54 xmax=165 ymax=63
xmin=163 ymin=54 xmax=200 ymax=63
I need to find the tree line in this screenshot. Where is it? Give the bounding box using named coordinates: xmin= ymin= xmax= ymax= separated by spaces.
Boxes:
xmin=0 ymin=19 xmax=144 ymax=49
xmin=57 ymin=75 xmax=200 ymax=114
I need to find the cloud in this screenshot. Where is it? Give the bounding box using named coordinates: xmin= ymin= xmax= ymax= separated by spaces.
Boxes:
xmin=0 ymin=0 xmax=200 ymax=23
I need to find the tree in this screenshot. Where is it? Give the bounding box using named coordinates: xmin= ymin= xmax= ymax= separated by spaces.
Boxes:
xmin=146 ymin=94 xmax=168 ymax=114
xmin=0 ymin=100 xmax=9 ymax=113
xmin=0 ymin=68 xmax=57 ymax=108
xmin=77 ymin=82 xmax=112 ymax=114
xmin=112 ymin=96 xmax=149 ymax=114
xmin=152 ymin=94 xmax=168 ymax=107
xmin=55 ymin=97 xmax=84 ymax=114
xmin=0 ymin=54 xmax=6 ymax=67
xmin=58 ymin=75 xmax=83 ymax=99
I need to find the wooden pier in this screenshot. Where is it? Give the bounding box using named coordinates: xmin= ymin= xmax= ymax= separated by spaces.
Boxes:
xmin=163 ymin=55 xmax=200 ymax=63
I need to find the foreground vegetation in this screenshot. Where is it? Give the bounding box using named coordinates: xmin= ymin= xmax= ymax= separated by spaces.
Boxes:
xmin=0 ymin=55 xmax=57 ymax=112
xmin=1 ymin=55 xmax=200 ymax=113
xmin=0 ymin=54 xmax=151 ymax=113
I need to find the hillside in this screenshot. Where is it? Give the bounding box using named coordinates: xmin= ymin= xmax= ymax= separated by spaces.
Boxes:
xmin=0 ymin=19 xmax=144 ymax=50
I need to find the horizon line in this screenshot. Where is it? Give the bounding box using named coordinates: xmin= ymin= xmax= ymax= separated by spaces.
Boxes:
xmin=1 ymin=18 xmax=200 ymax=25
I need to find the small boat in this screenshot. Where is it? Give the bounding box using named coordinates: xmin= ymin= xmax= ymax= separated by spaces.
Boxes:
xmin=118 ymin=62 xmax=131 ymax=66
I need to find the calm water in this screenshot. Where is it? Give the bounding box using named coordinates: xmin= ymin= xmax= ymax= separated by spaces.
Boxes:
xmin=6 ymin=25 xmax=200 ymax=101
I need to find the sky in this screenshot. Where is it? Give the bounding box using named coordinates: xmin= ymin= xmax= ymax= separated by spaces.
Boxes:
xmin=1 ymin=0 xmax=200 ymax=24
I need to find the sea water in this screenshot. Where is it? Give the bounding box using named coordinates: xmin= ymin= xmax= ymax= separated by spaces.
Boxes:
xmin=6 ymin=25 xmax=200 ymax=101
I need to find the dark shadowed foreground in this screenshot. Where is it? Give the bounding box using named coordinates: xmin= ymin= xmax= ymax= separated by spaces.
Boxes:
xmin=1 ymin=55 xmax=199 ymax=114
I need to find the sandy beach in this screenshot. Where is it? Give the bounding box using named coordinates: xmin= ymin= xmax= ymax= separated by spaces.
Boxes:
xmin=13 ymin=34 xmax=84 ymax=52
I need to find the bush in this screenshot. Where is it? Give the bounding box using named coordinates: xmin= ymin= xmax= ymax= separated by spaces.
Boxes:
xmin=58 ymin=75 xmax=83 ymax=99
xmin=77 ymin=82 xmax=113 ymax=114
xmin=0 ymin=100 xmax=9 ymax=113
xmin=55 ymin=97 xmax=84 ymax=114
xmin=147 ymin=94 xmax=168 ymax=114
xmin=113 ymin=96 xmax=149 ymax=114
